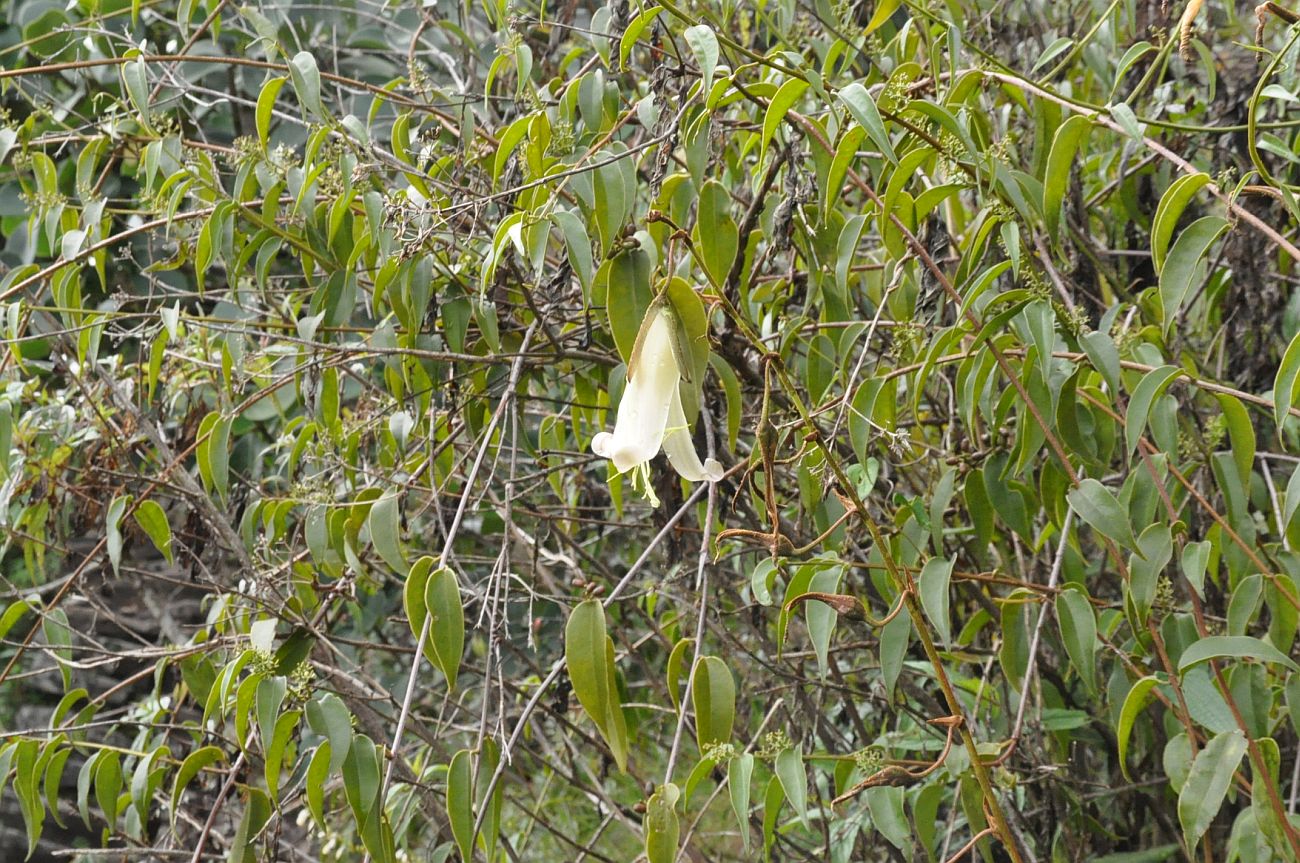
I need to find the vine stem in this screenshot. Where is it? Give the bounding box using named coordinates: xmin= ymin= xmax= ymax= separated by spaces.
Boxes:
xmin=188 ymin=751 xmax=245 ymax=863
xmin=1004 ymin=511 xmax=1073 ymax=756
xmin=376 ymin=322 xmax=536 ymax=837
xmin=690 ymin=139 xmax=1027 ymax=858
xmin=468 ymin=469 xmax=726 ymax=846
xmin=980 ymin=69 xmax=1300 ymax=264
xmin=663 ymin=410 xmax=720 ymax=787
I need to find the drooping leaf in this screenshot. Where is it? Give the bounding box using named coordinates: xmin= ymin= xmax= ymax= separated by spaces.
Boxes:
xmin=691 ymin=656 xmax=735 ymax=752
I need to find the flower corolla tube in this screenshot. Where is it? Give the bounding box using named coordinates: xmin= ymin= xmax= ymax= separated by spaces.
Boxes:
xmin=592 ymin=304 xmax=723 ymax=493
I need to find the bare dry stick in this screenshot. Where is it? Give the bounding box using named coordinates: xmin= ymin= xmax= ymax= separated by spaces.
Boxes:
xmin=377 ymin=322 xmax=538 ymax=825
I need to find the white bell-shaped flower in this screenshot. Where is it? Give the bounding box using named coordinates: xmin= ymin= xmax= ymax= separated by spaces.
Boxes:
xmin=592 ymin=304 xmax=723 ymax=488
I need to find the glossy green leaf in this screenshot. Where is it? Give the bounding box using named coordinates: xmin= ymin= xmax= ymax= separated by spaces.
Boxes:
xmin=729 ymin=752 xmax=754 ymax=850
xmin=692 ymin=655 xmax=735 ymax=752
xmin=837 ymin=81 xmax=897 ymax=163
xmin=1275 ymin=328 xmax=1300 ymax=439
xmin=425 ymin=565 xmax=465 ymax=691
xmin=1117 ymin=675 xmax=1160 ymax=781
xmin=564 ymin=600 xmax=628 ymax=771
xmin=1178 ymin=635 xmax=1300 ymax=674
xmin=761 ymin=78 xmax=810 ymax=165
xmin=666 ymin=637 xmax=692 ymax=712
xmin=132 ymin=499 xmax=173 ymax=563
xmin=866 ymin=0 xmax=902 ymax=33
xmin=306 ymin=693 xmax=353 ymax=774
xmin=918 ymin=557 xmax=955 ymax=648
xmin=1159 ymin=216 xmax=1230 ymax=336
xmin=448 ymin=749 xmax=474 ymax=862
xmin=618 ymin=6 xmax=664 ymax=70
xmin=684 ymin=25 xmax=719 ymax=94
xmin=256 ymin=76 xmax=287 ymax=146
xmin=1067 ymin=478 xmax=1137 ymax=551
xmin=1152 ymin=172 xmax=1213 ymax=272
xmin=288 ymin=51 xmax=323 ymax=117
xmin=1124 ymin=365 xmax=1181 ymax=458
xmin=1056 ymin=587 xmax=1098 ymax=694
xmin=644 ymin=783 xmax=680 ymax=863
xmin=1178 ymin=730 xmax=1247 ymax=850
xmin=367 ymin=492 xmax=406 ymax=572
xmin=1043 ymin=114 xmax=1092 ymax=236
xmin=774 ymin=746 xmax=807 ymax=827
xmin=171 ymin=745 xmax=225 ymax=831
xmin=264 ymin=709 xmax=300 ymax=803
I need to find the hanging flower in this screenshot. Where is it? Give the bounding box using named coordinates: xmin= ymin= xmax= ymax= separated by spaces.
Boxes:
xmin=592 ymin=302 xmax=722 ymax=501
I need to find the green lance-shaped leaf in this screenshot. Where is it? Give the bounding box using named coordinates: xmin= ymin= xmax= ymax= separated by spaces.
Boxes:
xmin=1067 ymin=478 xmax=1138 ymax=551
xmin=1177 ymin=635 xmax=1300 ymax=675
xmin=644 ymin=783 xmax=681 ymax=863
xmin=122 ymin=54 xmax=151 ymax=130
xmin=13 ymin=738 xmax=44 ymax=856
xmin=229 ymin=787 xmax=272 ymax=863
xmin=1117 ymin=675 xmax=1160 ymax=781
xmin=305 ymin=744 xmax=331 ymax=826
xmin=564 ymin=600 xmax=629 ymax=771
xmin=448 ymin=749 xmax=474 ymax=863
xmin=306 ymin=692 xmax=353 ymax=774
xmin=1043 ymin=114 xmax=1092 ymax=237
xmin=1056 ymin=587 xmax=1098 ymax=694
xmin=132 ymin=499 xmax=173 ymax=563
xmin=287 ymin=51 xmax=323 ymax=117
xmin=762 ymin=775 xmax=784 ymax=856
xmin=105 ymin=494 xmax=130 ymax=576
xmin=404 ymin=557 xmax=438 ymax=666
xmin=1152 ymin=172 xmax=1213 ymax=273
xmin=367 ymin=492 xmax=406 ymax=573
xmin=729 ymin=753 xmax=755 ymax=850
xmin=477 ymin=739 xmax=504 ymax=862
xmin=1216 ymin=393 xmax=1256 ymax=486
xmin=265 ymin=709 xmax=300 ymax=803
xmin=256 ymin=76 xmax=287 ymax=146
xmin=838 ymin=82 xmax=897 ymax=163
xmin=43 ymin=743 xmax=72 ymax=831
xmin=866 ymin=0 xmax=902 ymax=32
xmin=761 ymin=78 xmax=810 ymax=165
xmin=343 ymin=734 xmax=393 ymax=863
xmin=424 ymin=566 xmax=466 ymax=691
xmin=1127 ymin=523 xmax=1172 ymax=628
xmin=618 ymin=5 xmax=665 ymax=70
xmin=171 ymin=746 xmax=226 ymax=831
xmin=667 ymin=637 xmax=692 ymax=712
xmin=774 ymin=746 xmax=808 ymax=828
xmin=254 ymin=675 xmax=286 ymax=752
xmin=195 ymin=411 xmax=231 ymax=503
xmin=1275 ymin=328 xmax=1300 ymax=440
xmin=692 ymin=656 xmax=736 ymax=753
xmin=693 ymin=181 xmax=738 ymax=289
xmin=601 ymin=248 xmax=653 ymax=362
xmin=1178 ymin=730 xmax=1247 ymax=850
xmin=918 ymin=557 xmax=955 ymax=648
xmin=1181 ymin=540 xmax=1212 ymax=600
xmin=94 ymin=749 xmax=122 ymax=830
xmin=1159 ymin=216 xmax=1230 ymax=336
xmin=1124 ymin=365 xmax=1182 ymax=458
xmin=683 ymin=25 xmax=719 ymax=94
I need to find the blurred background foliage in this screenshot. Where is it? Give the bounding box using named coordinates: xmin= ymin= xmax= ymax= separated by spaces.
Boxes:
xmin=2 ymin=0 xmax=1300 ymax=861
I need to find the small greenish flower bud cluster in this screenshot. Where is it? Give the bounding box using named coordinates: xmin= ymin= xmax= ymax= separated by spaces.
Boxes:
xmin=1154 ymin=576 xmax=1176 ymax=611
xmin=703 ymin=741 xmax=736 ymax=763
xmin=250 ymin=647 xmax=278 ymax=676
xmin=852 ymin=746 xmax=885 ymax=772
xmin=757 ymin=729 xmax=792 ymax=760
